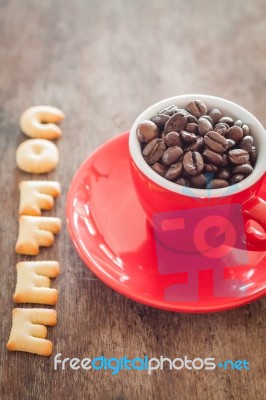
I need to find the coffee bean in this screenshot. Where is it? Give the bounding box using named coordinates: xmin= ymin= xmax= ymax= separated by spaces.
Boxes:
xmin=228 ymin=149 xmax=249 ymax=165
xmin=175 ymin=177 xmax=189 ymax=186
xmin=162 ymin=146 xmax=183 ymax=166
xmin=242 ymin=124 xmax=250 ymax=136
xmin=208 ymin=108 xmax=222 ymax=124
xmin=233 ymin=164 xmax=253 ymax=176
xmin=180 ymin=130 xmax=197 ymax=142
xmin=165 ymin=162 xmax=183 ymax=180
xmin=220 ymin=154 xmax=229 ymax=167
xmin=201 ymin=115 xmax=214 ymax=124
xmin=198 ymin=117 xmax=213 ymax=135
xmin=226 ymin=126 xmax=243 ymax=142
xmin=234 ymin=119 xmax=243 ymax=127
xmin=186 ymin=115 xmax=198 ymax=124
xmin=164 ymin=112 xmax=187 ymax=133
xmin=214 ymin=123 xmax=229 ymax=136
xmin=216 ymin=168 xmax=230 ymax=180
xmin=204 ymin=163 xmax=218 ymax=173
xmin=183 ymin=151 xmax=204 ymax=175
xmin=207 ymin=179 xmax=229 ymax=189
xmin=231 ymin=174 xmax=245 ymax=185
xmin=187 ymin=100 xmax=207 ymax=118
xmin=176 ymin=108 xmax=190 ymax=116
xmin=239 ymin=136 xmax=253 ymax=153
xmin=137 ymin=120 xmax=159 ymax=143
xmin=151 ymin=162 xmax=168 ymax=177
xmin=143 ymin=139 xmax=166 ymax=164
xmin=226 ymin=139 xmax=235 ymax=150
xmin=204 ymin=131 xmax=228 ymax=153
xmin=151 ymin=114 xmax=170 ymax=130
xmin=165 ymin=132 xmax=182 ymax=147
xmin=219 ymin=116 xmax=234 ymax=126
xmin=186 ymin=122 xmax=198 ymax=133
xmin=250 ymin=146 xmax=257 ymax=164
xmin=189 ymin=174 xmax=206 ymax=188
xmin=159 ymin=105 xmax=179 ymax=116
xmin=203 ymin=149 xmax=223 ymax=165
xmin=187 ymin=137 xmax=204 ymax=152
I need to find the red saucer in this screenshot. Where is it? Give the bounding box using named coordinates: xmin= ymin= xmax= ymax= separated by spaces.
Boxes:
xmin=66 ymin=133 xmax=266 ymax=312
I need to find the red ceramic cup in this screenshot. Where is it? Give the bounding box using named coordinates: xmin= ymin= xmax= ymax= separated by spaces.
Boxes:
xmin=129 ymin=95 xmax=266 ymax=250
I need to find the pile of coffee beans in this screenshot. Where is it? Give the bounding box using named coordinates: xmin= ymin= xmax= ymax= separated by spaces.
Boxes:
xmin=136 ymin=100 xmax=257 ymax=189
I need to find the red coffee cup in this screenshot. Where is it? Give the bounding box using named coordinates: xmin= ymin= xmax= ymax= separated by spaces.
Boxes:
xmin=129 ymin=95 xmax=266 ymax=250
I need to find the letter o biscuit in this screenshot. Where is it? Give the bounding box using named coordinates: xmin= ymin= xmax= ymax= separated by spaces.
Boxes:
xmin=20 ymin=106 xmax=65 ymax=140
xmin=16 ymin=139 xmax=59 ymax=174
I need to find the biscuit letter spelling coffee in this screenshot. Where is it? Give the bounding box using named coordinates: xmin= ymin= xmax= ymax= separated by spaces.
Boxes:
xmin=7 ymin=308 xmax=57 ymax=356
xmin=19 ymin=181 xmax=61 ymax=216
xmin=14 ymin=261 xmax=60 ymax=305
xmin=15 ymin=216 xmax=61 ymax=255
xmin=20 ymin=106 xmax=65 ymax=140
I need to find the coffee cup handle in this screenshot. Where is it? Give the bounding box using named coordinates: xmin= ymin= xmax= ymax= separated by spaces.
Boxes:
xmin=243 ymin=196 xmax=266 ymax=247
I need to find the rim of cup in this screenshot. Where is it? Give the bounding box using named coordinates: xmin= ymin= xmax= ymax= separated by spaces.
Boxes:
xmin=129 ymin=94 xmax=266 ymax=199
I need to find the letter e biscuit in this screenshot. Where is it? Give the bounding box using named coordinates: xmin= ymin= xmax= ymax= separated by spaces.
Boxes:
xmin=7 ymin=308 xmax=57 ymax=356
xmin=14 ymin=261 xmax=60 ymax=305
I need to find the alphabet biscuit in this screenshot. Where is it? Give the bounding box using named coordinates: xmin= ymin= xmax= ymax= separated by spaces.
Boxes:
xmin=14 ymin=261 xmax=60 ymax=305
xmin=19 ymin=181 xmax=61 ymax=216
xmin=7 ymin=308 xmax=57 ymax=356
xmin=15 ymin=216 xmax=61 ymax=255
xmin=16 ymin=139 xmax=59 ymax=174
xmin=20 ymin=106 xmax=65 ymax=140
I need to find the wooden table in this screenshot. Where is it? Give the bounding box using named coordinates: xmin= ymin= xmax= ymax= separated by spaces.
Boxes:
xmin=0 ymin=1 xmax=265 ymax=399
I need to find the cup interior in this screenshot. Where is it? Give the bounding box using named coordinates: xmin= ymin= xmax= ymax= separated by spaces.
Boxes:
xmin=129 ymin=95 xmax=266 ymax=198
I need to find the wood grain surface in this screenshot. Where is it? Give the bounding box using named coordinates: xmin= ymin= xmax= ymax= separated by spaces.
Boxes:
xmin=0 ymin=1 xmax=265 ymax=399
